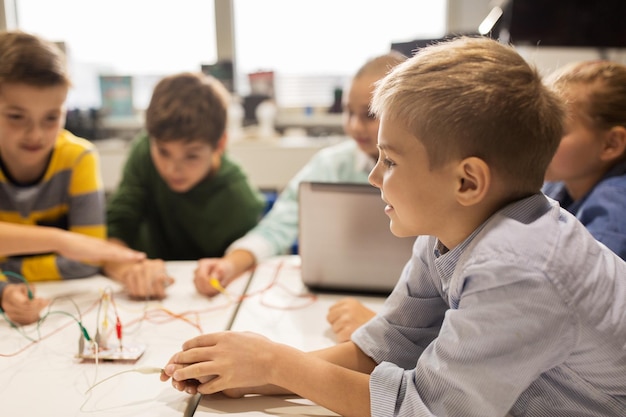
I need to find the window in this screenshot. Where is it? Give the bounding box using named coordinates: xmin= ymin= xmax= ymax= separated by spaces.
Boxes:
xmin=233 ymin=0 xmax=447 ymax=107
xmin=16 ymin=0 xmax=217 ymax=109
xmin=14 ymin=0 xmax=447 ymax=110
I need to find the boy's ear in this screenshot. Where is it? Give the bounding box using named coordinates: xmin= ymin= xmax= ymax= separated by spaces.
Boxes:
xmin=455 ymin=157 xmax=491 ymax=207
xmin=600 ymin=126 xmax=626 ymax=162
xmin=215 ymin=133 xmax=228 ymax=153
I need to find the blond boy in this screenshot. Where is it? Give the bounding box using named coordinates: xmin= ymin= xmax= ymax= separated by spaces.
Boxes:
xmin=162 ymin=37 xmax=626 ymax=417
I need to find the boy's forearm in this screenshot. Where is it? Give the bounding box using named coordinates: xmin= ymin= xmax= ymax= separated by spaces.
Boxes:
xmin=311 ymin=341 xmax=377 ymax=373
xmin=269 ymin=343 xmax=373 ymax=417
xmin=0 ymin=223 xmax=65 ymax=256
xmin=224 ymin=249 xmax=256 ymax=281
xmin=101 ymin=238 xmax=132 ymax=281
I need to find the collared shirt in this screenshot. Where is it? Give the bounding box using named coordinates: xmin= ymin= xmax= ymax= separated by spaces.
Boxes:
xmin=227 ymin=139 xmax=374 ymax=261
xmin=352 ymin=193 xmax=626 ymax=417
xmin=542 ymin=159 xmax=626 ymax=260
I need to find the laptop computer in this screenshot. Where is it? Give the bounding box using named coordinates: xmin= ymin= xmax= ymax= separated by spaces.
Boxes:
xmin=298 ymin=181 xmax=415 ymax=294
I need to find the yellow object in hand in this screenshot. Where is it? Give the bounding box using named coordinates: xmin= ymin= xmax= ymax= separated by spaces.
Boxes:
xmin=209 ymin=277 xmax=227 ymax=293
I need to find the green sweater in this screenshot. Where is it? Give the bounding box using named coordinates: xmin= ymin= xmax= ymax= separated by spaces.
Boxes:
xmin=107 ymin=134 xmax=265 ymax=260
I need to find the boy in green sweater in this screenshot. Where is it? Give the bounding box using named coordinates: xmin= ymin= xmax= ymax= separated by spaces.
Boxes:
xmin=104 ymin=72 xmax=264 ymax=299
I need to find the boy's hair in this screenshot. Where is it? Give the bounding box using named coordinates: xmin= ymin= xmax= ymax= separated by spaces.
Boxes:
xmin=371 ymin=36 xmax=565 ymax=195
xmin=546 ymin=60 xmax=626 ymax=132
xmin=0 ymin=30 xmax=70 ymax=88
xmin=355 ymin=51 xmax=408 ymax=80
xmin=146 ymin=72 xmax=230 ymax=147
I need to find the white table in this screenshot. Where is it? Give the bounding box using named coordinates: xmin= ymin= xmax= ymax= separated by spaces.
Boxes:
xmin=0 ymin=258 xmax=388 ymax=417
xmin=228 ymin=256 xmax=386 ymax=350
xmin=0 ymin=262 xmax=251 ymax=417
xmin=194 ymin=256 xmax=387 ymax=416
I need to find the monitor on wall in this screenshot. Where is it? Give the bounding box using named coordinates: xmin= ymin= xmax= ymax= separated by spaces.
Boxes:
xmin=495 ymin=0 xmax=626 ymax=48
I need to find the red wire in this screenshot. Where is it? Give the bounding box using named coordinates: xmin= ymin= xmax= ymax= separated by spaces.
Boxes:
xmin=1 ymin=258 xmax=317 ymax=357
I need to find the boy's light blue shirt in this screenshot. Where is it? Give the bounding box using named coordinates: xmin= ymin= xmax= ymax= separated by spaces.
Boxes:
xmin=353 ymin=193 xmax=626 ymax=417
xmin=227 ymin=139 xmax=374 ymax=260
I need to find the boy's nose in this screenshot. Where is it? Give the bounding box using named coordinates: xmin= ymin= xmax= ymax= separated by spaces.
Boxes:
xmin=165 ymin=160 xmax=183 ymax=174
xmin=24 ymin=122 xmax=44 ymax=142
xmin=368 ymin=165 xmax=381 ymax=188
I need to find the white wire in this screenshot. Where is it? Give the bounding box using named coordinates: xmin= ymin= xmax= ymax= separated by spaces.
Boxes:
xmin=84 ymin=366 xmax=163 ymax=394
xmin=92 ymin=341 xmax=99 ymax=389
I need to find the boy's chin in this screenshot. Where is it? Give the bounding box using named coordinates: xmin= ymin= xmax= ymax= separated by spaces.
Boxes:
xmin=166 ymin=181 xmax=195 ymax=193
xmin=389 ymin=224 xmax=416 ymax=238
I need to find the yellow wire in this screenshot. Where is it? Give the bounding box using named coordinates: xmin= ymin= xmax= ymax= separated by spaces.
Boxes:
xmin=209 ymin=277 xmax=231 ymax=298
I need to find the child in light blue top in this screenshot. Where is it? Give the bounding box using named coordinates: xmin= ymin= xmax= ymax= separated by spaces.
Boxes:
xmin=192 ymin=52 xmax=407 ymax=297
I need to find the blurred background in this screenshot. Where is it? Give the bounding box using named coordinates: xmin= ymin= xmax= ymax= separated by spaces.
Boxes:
xmin=2 ymin=0 xmax=624 ymax=193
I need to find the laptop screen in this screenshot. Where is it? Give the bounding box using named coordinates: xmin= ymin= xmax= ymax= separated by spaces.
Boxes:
xmin=298 ymin=181 xmax=415 ymax=294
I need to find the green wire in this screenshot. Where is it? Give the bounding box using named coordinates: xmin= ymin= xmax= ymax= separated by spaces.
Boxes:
xmin=0 ymin=310 xmax=38 ymax=342
xmin=0 ymin=294 xmax=92 ymax=345
xmin=38 ymin=310 xmax=92 ymax=342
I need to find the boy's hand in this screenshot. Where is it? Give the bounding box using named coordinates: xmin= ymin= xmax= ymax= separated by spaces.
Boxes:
xmin=161 ymin=331 xmax=285 ymax=395
xmin=118 ymin=259 xmax=174 ymax=299
xmin=194 ymin=250 xmax=257 ymax=297
xmin=159 ymin=361 xmax=213 ymax=395
xmin=0 ymin=284 xmax=48 ymax=325
xmin=327 ymin=297 xmax=376 ymax=342
xmin=194 ymin=258 xmax=236 ymax=297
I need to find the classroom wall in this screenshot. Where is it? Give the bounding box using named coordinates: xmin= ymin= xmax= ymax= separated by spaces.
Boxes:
xmin=446 ymin=0 xmax=492 ymax=34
